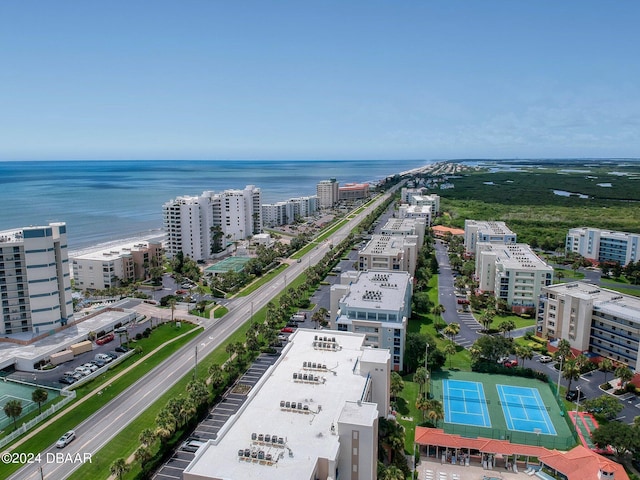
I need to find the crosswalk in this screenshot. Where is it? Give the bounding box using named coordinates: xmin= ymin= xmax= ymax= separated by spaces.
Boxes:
xmin=455 ymin=312 xmax=482 ymax=348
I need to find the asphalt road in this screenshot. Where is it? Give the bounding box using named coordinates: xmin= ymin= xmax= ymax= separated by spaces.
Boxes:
xmin=9 ymin=187 xmax=401 ymax=480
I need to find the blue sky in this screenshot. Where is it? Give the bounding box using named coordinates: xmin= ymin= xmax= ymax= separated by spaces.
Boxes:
xmin=1 ymin=1 xmax=639 ymax=160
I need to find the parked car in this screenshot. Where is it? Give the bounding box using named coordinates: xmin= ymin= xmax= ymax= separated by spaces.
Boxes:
xmin=539 ymin=355 xmax=553 ymax=363
xmin=96 ymin=333 xmax=115 ymax=345
xmin=83 ymin=362 xmax=98 ymax=372
xmin=115 ymin=345 xmax=129 ymax=353
xmin=75 ymin=366 xmax=92 ymax=376
xmin=95 ymin=353 xmax=112 ymax=363
xmin=503 ymin=359 xmax=519 ymax=368
xmin=56 ymin=430 xmax=76 ymax=448
xmin=281 ymin=327 xmax=295 ymax=333
xmin=91 ymin=359 xmax=106 ymax=368
xmin=114 ymin=326 xmax=127 ymax=334
xmin=65 ymin=370 xmax=83 ymax=380
xmin=181 ymin=437 xmax=206 ymax=453
xmin=106 ymin=351 xmax=119 ymax=360
xmin=566 ymin=390 xmax=586 ymax=402
xmin=59 ymin=376 xmax=76 ymax=385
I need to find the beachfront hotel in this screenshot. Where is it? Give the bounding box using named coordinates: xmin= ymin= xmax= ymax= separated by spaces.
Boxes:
xmin=0 ymin=223 xmax=74 ymax=336
xmin=338 ymin=182 xmax=370 ymax=202
xmin=464 ymin=220 xmax=517 ymax=255
xmin=538 ymin=282 xmax=640 ymax=371
xmin=71 ymin=240 xmax=163 ymax=291
xmin=566 ymin=227 xmax=640 ymax=266
xmin=329 ymin=270 xmax=412 ymax=371
xmin=163 ymin=185 xmax=262 ymax=261
xmin=476 ymin=243 xmax=554 ymax=314
xmin=317 ymin=178 xmax=340 ymax=208
xmin=181 ymin=328 xmax=390 ymax=480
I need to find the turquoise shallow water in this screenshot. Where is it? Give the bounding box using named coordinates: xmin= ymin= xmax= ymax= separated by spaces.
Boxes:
xmin=0 ymin=159 xmax=429 ymax=248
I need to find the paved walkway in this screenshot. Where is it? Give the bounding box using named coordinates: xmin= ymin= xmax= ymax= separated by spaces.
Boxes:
xmin=418 ymin=456 xmax=534 ymax=480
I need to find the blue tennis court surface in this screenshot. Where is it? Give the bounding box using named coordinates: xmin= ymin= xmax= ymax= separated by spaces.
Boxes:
xmin=443 ymin=379 xmax=491 ymax=427
xmin=497 ymin=384 xmax=557 ymax=435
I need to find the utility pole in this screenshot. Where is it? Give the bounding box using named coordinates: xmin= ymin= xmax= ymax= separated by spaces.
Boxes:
xmin=425 ymin=342 xmax=430 ymax=398
xmin=556 ymin=355 xmax=564 ymax=400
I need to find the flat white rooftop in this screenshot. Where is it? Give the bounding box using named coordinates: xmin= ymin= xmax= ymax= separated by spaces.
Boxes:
xmin=547 ymin=282 xmax=640 ymax=320
xmin=71 ymin=240 xmax=159 ymax=261
xmin=360 ymin=235 xmax=405 ymax=255
xmin=183 ymin=329 xmax=378 ymax=480
xmin=466 ymin=220 xmax=516 ymax=235
xmin=479 ymin=243 xmax=553 ymax=271
xmin=340 ymin=270 xmax=410 ymax=311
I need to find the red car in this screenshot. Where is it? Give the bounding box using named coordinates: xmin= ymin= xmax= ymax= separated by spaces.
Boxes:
xmin=281 ymin=327 xmax=294 ymax=333
xmin=96 ymin=333 xmax=114 ymax=345
xmin=503 ymin=359 xmax=518 ymax=368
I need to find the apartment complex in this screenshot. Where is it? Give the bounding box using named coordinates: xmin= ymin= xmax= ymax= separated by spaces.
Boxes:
xmin=358 ymin=235 xmax=418 ymax=276
xmin=538 ymin=282 xmax=640 ymax=371
xmin=0 ymin=223 xmax=74 ymax=336
xmin=409 ymin=193 xmax=440 ymax=215
xmin=330 ymin=270 xmax=412 ymax=371
xmin=464 ymin=220 xmax=517 ymax=255
xmin=71 ymin=241 xmax=163 ymax=290
xmin=182 ymin=329 xmax=389 ymax=480
xmin=476 ymin=243 xmax=553 ymax=313
xmin=398 ymin=204 xmax=432 ymax=225
xmin=566 ymin=227 xmax=640 ymax=266
xmin=381 ymin=217 xmax=427 ymax=250
xmin=338 ymin=182 xmax=370 ymax=201
xmin=261 ymin=196 xmax=318 ymax=227
xmin=163 ymin=185 xmax=262 ymax=261
xmin=317 ymin=178 xmax=339 ymax=209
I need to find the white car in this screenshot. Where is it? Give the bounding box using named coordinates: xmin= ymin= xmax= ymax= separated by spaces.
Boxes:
xmin=539 ymin=355 xmax=553 ymax=363
xmin=83 ymin=362 xmax=98 ymax=372
xmin=75 ymin=366 xmax=92 ymax=376
xmin=56 ymin=430 xmax=75 ymax=448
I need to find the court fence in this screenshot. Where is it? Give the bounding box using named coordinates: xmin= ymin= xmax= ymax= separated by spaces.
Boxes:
xmin=442 ymin=423 xmax=577 ymax=450
xmin=0 ymin=389 xmax=76 ymax=449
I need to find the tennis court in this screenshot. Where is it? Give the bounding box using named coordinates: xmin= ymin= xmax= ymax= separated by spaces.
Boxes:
xmin=432 ymin=371 xmax=576 ymax=449
xmin=496 ymin=384 xmax=556 ymax=435
xmin=205 ymin=256 xmax=251 ymax=275
xmin=443 ymin=379 xmax=491 ymax=427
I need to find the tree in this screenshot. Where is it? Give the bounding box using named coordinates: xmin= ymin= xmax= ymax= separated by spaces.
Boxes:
xmin=187 ymin=379 xmax=210 ymax=408
xmin=615 ymin=365 xmax=634 ymax=389
xmin=498 ymin=319 xmax=516 ymax=338
xmin=433 ymin=304 xmax=446 ymax=323
xmin=167 ymin=297 xmax=177 ymax=324
xmin=378 ymin=417 xmax=405 ymax=464
xmin=426 ymin=399 xmax=445 ymax=428
xmin=471 ymin=335 xmax=512 ymax=364
xmin=592 ymin=422 xmax=640 ymax=459
xmin=416 ymin=395 xmax=430 ymax=422
xmin=31 ymin=388 xmax=48 ymax=415
xmin=442 ymin=322 xmax=460 ymax=342
xmin=479 ymin=310 xmax=494 ymax=332
xmin=139 ymin=428 xmax=156 ymax=448
xmin=555 ymin=339 xmax=572 ymax=362
xmin=582 ymin=395 xmax=623 ymax=420
xmin=599 ymin=358 xmax=614 ymax=384
xmin=413 ymin=367 xmax=428 ymax=398
xmin=110 ymin=458 xmax=130 ymax=480
xmin=390 ymin=372 xmax=404 ymax=404
xmin=444 ymin=341 xmax=457 ymax=368
xmin=3 ymin=399 xmax=22 ymax=431
xmin=380 ymin=465 xmax=406 ymax=480
xmin=134 ymin=445 xmax=152 ymax=465
xmin=563 ymin=360 xmax=581 ymax=393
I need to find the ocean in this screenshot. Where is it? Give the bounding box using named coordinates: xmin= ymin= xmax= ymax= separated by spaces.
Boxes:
xmin=0 ymin=159 xmax=430 ymax=250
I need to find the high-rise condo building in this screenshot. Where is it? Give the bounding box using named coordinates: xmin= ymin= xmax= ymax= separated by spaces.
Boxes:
xmin=317 ymin=178 xmax=339 ymax=209
xmin=163 ymin=185 xmax=262 ymax=261
xmin=464 ymin=220 xmax=517 ymax=255
xmin=0 ymin=223 xmax=74 ymax=336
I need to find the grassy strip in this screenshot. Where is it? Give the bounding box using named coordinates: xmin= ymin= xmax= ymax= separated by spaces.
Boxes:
xmin=212 ymin=305 xmax=229 ymax=318
xmin=236 ymin=263 xmax=288 ymax=297
xmin=0 ymin=323 xmax=201 ymax=479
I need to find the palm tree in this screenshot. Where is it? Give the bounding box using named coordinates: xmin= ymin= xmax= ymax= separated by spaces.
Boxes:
xmin=110 ymin=458 xmax=130 ymax=480
xmin=311 ymin=310 xmax=323 ymax=329
xmin=433 ymin=303 xmax=446 ymax=323
xmin=443 ymin=322 xmax=460 ymax=342
xmin=167 ymin=297 xmax=177 ymax=324
xmin=426 ymin=400 xmax=445 ymax=428
xmin=615 ymin=365 xmax=633 ymax=389
xmin=416 ymin=395 xmax=430 ymax=421
xmin=187 ymin=379 xmax=209 ymax=408
xmin=134 ymin=445 xmax=152 ymax=465
xmin=563 ymin=360 xmax=581 ymax=393
xmin=480 ymin=311 xmax=494 ymax=332
xmin=413 ymin=367 xmax=428 ymax=398
xmin=380 ymin=465 xmax=406 ymax=480
xmin=31 ymin=388 xmax=48 ymax=415
xmin=599 ymin=358 xmax=614 ymax=384
xmin=390 ymin=372 xmax=404 ymax=404
xmin=498 ymin=319 xmax=516 ymax=338
xmin=139 ymin=428 xmax=156 ymax=448
xmin=556 ymin=339 xmax=572 ymax=362
xmin=515 ymin=345 xmax=534 ymax=368
xmin=444 ymin=341 xmax=457 ymax=368
xmin=3 ymin=399 xmax=22 ymax=430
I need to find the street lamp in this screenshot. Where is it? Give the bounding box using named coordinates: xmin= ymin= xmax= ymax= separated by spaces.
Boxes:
xmin=556 ymin=355 xmax=564 ymax=401
xmin=575 ymin=385 xmax=581 ymax=413
xmin=425 ymin=342 xmax=430 ymax=398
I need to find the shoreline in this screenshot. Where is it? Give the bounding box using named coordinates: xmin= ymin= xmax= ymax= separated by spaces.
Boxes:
xmin=67 ymin=229 xmax=166 ymax=257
